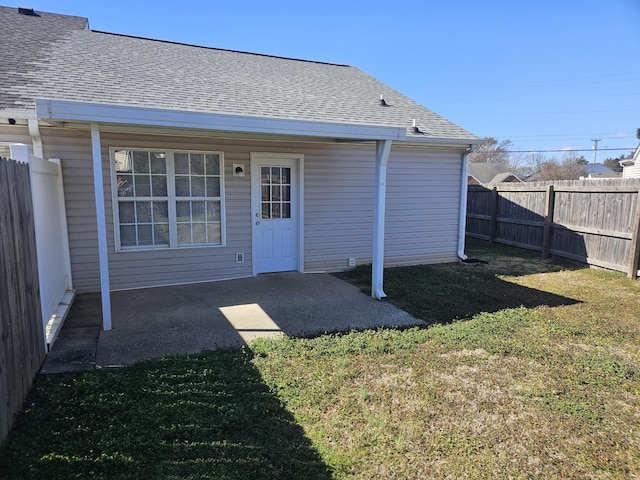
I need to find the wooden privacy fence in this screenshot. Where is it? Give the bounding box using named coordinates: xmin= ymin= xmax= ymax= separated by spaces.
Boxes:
xmin=466 ymin=179 xmax=640 ymax=279
xmin=0 ymin=156 xmax=45 ymax=445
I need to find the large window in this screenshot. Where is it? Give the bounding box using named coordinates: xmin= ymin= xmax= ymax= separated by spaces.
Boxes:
xmin=111 ymin=149 xmax=224 ymax=250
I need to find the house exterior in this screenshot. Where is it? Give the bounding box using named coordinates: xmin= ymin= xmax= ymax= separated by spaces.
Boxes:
xmin=0 ymin=7 xmax=479 ymax=331
xmin=579 ymin=163 xmax=621 ymax=180
xmin=467 ymin=163 xmax=522 ymax=185
xmin=621 ymin=146 xmax=640 ymax=178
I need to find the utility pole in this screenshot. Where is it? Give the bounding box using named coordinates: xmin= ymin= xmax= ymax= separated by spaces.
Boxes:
xmin=591 ymin=139 xmax=601 ymax=164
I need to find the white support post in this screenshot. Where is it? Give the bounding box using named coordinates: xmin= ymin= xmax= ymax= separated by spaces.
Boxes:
xmin=90 ymin=123 xmax=112 ymax=330
xmin=372 ymin=139 xmax=392 ymax=299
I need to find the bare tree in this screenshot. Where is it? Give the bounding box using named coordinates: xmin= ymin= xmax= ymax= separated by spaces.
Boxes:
xmin=468 ymin=137 xmax=512 ymax=164
xmin=529 ymin=152 xmax=587 ymax=181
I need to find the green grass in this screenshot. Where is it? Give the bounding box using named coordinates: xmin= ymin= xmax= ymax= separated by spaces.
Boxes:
xmin=1 ymin=238 xmax=639 ymax=479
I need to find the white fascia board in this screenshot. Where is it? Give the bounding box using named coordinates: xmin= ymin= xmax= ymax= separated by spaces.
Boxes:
xmin=36 ymin=98 xmax=407 ymax=141
xmin=0 ymin=108 xmax=37 ymax=120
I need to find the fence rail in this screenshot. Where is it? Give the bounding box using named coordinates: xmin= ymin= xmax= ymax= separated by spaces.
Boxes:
xmin=0 ymin=156 xmax=45 ymax=445
xmin=466 ymin=179 xmax=640 ymax=279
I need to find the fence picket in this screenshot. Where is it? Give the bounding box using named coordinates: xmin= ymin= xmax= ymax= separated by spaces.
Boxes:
xmin=467 ymin=179 xmax=640 ymax=277
xmin=0 ymin=156 xmax=45 ymax=445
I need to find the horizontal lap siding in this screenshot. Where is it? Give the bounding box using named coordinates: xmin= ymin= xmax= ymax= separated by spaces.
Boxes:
xmin=304 ymin=144 xmax=463 ymax=272
xmin=39 ymin=129 xmax=259 ymax=292
xmin=304 ymin=144 xmax=375 ymax=271
xmin=29 ymin=127 xmax=463 ymax=291
xmin=385 ymin=147 xmax=461 ymax=262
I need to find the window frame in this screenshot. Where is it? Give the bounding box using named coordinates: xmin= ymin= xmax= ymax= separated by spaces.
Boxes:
xmin=110 ymin=148 xmax=226 ymax=251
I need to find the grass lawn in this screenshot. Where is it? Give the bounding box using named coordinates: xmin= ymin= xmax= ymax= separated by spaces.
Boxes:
xmin=1 ymin=238 xmax=639 ymax=479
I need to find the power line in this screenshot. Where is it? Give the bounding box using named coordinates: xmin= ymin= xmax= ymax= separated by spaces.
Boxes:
xmin=507 ymin=147 xmax=635 ymax=153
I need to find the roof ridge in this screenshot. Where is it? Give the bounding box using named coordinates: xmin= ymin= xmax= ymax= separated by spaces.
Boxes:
xmin=90 ymin=29 xmax=351 ymax=67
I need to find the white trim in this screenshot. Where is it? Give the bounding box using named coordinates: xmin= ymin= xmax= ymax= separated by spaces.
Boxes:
xmin=372 ymin=139 xmax=392 ymax=299
xmin=36 ymin=98 xmax=408 ymax=141
xmin=91 ymin=123 xmax=112 ymax=331
xmin=250 ymin=152 xmax=304 ymax=276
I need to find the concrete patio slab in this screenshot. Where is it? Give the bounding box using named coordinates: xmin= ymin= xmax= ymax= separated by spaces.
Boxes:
xmin=96 ymin=272 xmax=423 ymax=366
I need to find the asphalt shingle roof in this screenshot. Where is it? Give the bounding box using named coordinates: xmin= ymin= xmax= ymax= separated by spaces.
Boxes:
xmin=0 ymin=6 xmax=477 ymax=140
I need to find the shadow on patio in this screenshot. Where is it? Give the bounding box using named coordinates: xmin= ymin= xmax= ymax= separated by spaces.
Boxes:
xmin=96 ymin=272 xmax=422 ymax=366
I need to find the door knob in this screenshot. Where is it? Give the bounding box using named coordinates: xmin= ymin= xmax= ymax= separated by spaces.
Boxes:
xmin=256 ymin=221 xmax=260 ymax=225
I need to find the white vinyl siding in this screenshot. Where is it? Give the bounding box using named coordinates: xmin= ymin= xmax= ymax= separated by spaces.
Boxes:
xmin=15 ymin=126 xmax=465 ymax=293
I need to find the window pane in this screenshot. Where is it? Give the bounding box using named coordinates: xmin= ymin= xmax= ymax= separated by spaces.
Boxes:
xmin=120 ymin=225 xmax=136 ymax=247
xmin=207 ymin=223 xmax=221 ymax=243
xmin=271 ymin=167 xmax=280 ymax=184
xmin=190 ymin=154 xmax=205 ymax=175
xmin=175 ymin=177 xmax=190 ymax=197
xmin=282 ymin=203 xmax=291 ymax=219
xmin=118 ymin=202 xmax=135 ymax=223
xmin=176 ymin=201 xmax=191 ymax=220
xmin=150 ymin=154 xmax=166 ymax=173
xmin=137 ymin=224 xmax=153 ymax=245
xmin=117 ymin=175 xmax=134 ymax=197
xmin=133 ymin=152 xmax=149 ymax=173
xmin=205 ymin=154 xmax=220 ymax=175
xmin=261 ymin=167 xmax=270 ymax=183
xmin=262 ymin=203 xmax=270 ymax=219
xmin=135 ymin=175 xmax=150 ymax=196
xmin=136 ymin=202 xmax=152 ymax=223
xmin=153 ymin=224 xmax=169 ymax=246
xmin=177 ymin=224 xmax=191 ymax=244
xmin=114 ymin=150 xmax=132 ymax=173
xmin=282 ymin=185 xmax=290 ymax=201
xmin=206 ymin=177 xmax=220 ymax=197
xmin=272 ymin=203 xmax=281 ymax=219
xmin=192 ymin=223 xmax=206 ymax=243
xmin=272 ymin=185 xmax=281 ymax=201
xmin=206 ymin=201 xmax=220 ymax=221
xmin=191 ymin=201 xmax=206 ymax=221
xmin=282 ymin=168 xmax=291 ymax=184
xmin=151 ymin=176 xmax=167 ymax=196
xmin=261 ymin=185 xmax=270 ymax=202
xmin=174 ymin=153 xmax=190 ymax=174
xmin=191 ymin=176 xmax=205 ymax=196
xmin=152 ymin=202 xmax=168 ymax=222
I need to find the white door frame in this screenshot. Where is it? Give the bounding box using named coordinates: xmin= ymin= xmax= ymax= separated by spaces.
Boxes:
xmin=250 ymin=152 xmax=304 ymax=276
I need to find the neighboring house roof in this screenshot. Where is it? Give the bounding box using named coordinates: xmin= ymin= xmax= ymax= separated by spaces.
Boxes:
xmin=585 ymin=163 xmax=613 ymax=174
xmin=467 ymin=163 xmax=521 ymax=185
xmin=0 ymin=6 xmax=477 ymax=142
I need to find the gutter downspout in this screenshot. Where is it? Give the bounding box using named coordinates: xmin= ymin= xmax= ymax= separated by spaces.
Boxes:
xmin=372 ymin=139 xmax=392 ymax=299
xmin=457 ymin=145 xmax=473 ymax=261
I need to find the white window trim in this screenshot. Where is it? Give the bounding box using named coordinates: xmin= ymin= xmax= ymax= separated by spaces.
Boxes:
xmin=109 ymin=147 xmax=226 ymax=251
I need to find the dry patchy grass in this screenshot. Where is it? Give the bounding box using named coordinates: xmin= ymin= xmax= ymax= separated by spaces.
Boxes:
xmin=1 ymin=239 xmax=638 ymax=479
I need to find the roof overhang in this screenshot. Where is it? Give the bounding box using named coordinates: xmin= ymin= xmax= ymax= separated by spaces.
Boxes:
xmin=34 ymin=98 xmax=480 ymax=147
xmin=36 ymin=98 xmax=407 ymax=141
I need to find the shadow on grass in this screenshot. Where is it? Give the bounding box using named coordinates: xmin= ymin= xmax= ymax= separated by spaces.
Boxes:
xmin=337 ymin=239 xmax=583 ymax=325
xmin=0 ymin=349 xmax=332 ymax=480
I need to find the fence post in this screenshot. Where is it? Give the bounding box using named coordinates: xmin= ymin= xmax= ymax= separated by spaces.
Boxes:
xmin=628 ymin=187 xmax=640 ymax=279
xmin=542 ymin=185 xmax=555 ymax=258
xmin=489 ymin=187 xmax=498 ymax=243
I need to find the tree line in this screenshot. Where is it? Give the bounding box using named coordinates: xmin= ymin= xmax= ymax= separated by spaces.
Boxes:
xmin=469 ymin=129 xmax=639 ymax=181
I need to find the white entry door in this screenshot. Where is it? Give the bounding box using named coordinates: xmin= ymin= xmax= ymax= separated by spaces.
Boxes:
xmin=251 ymin=154 xmax=301 ymax=274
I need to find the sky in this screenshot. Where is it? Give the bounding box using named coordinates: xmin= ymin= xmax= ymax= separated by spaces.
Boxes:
xmin=5 ymin=0 xmax=640 ymax=162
